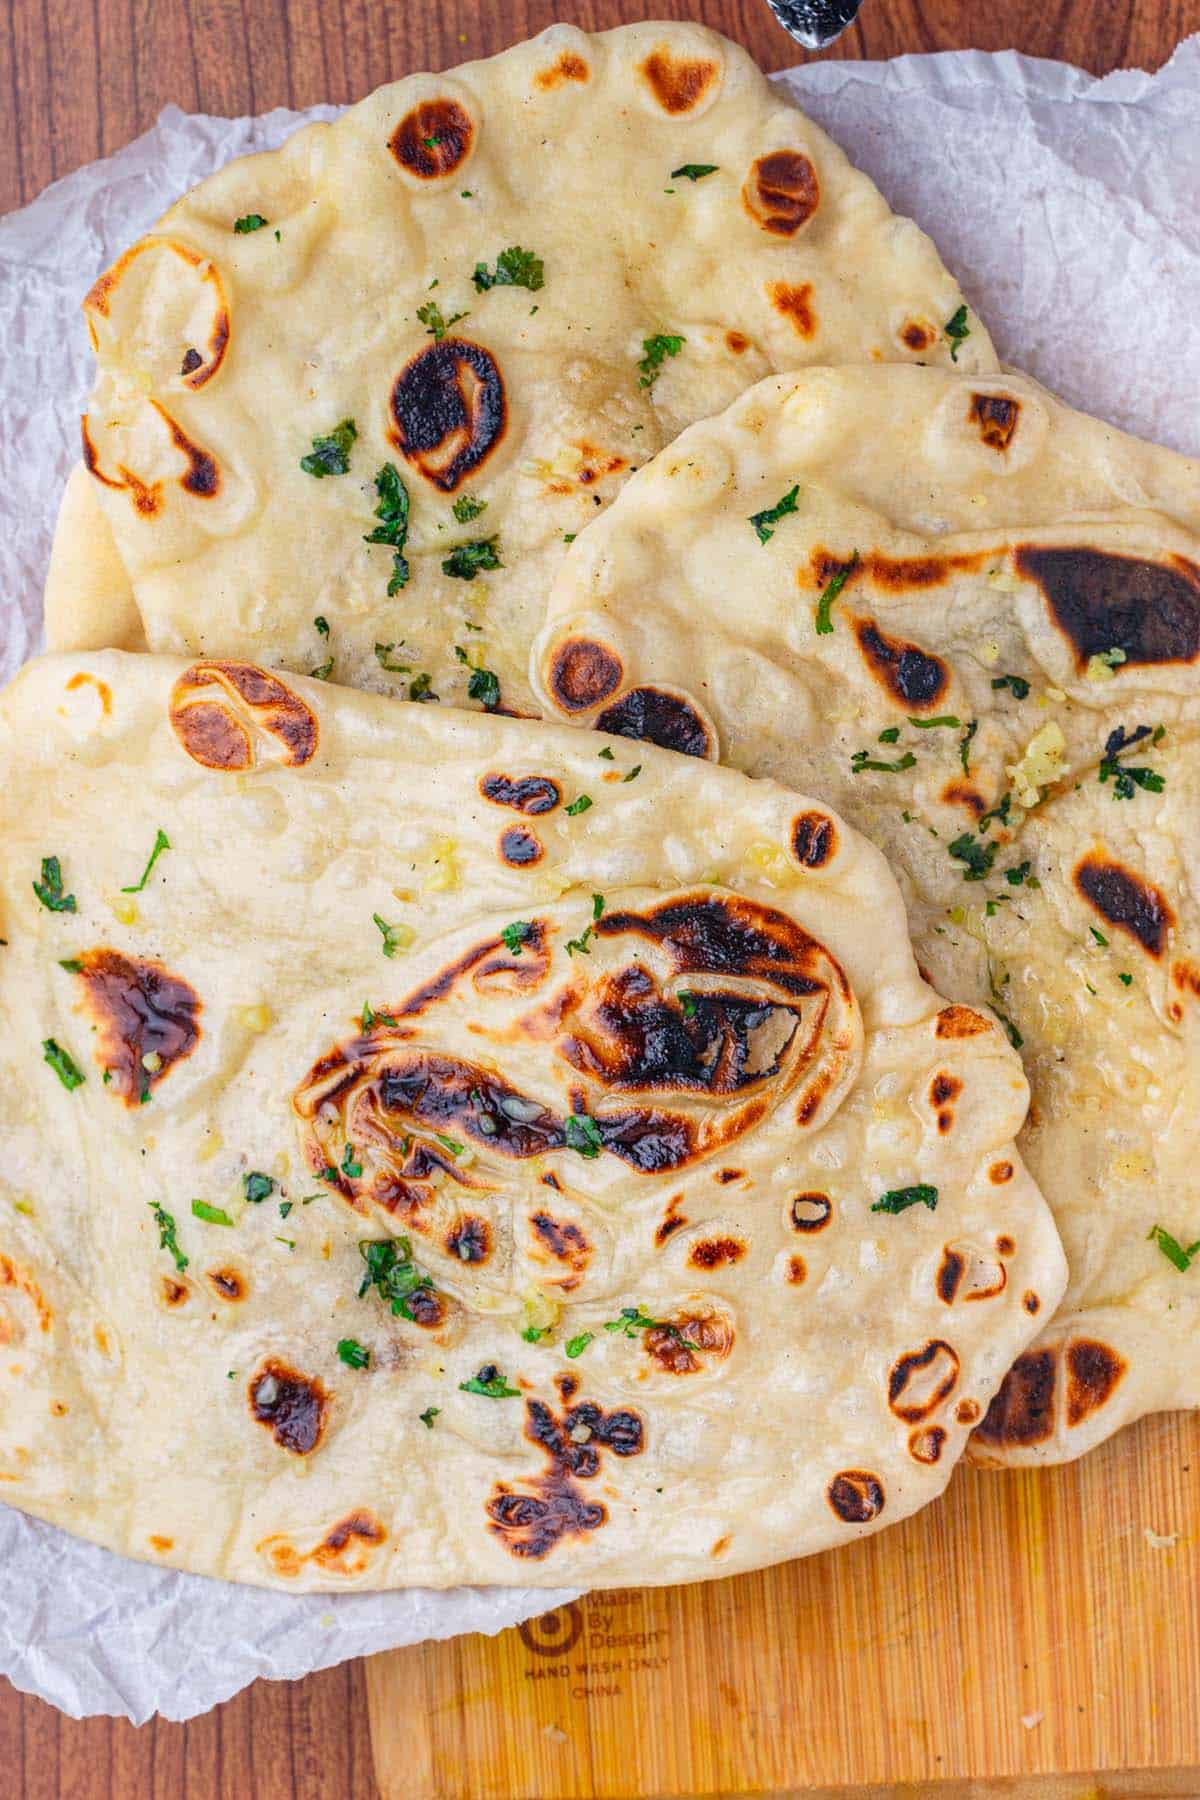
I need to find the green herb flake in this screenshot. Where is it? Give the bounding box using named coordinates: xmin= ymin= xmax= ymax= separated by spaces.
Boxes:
xmin=1089 ymin=925 xmax=1109 ymax=947
xmin=365 ymin=465 xmax=412 ymax=595
xmin=814 ymin=553 xmax=860 ymax=634
xmin=337 ymin=1338 xmax=371 ymax=1369
xmin=565 ymin=1331 xmax=594 ymax=1358
xmin=501 ymin=920 xmax=534 ymax=955
xmin=374 ymin=641 xmax=411 ymax=674
xmin=1148 ymin=1224 xmax=1200 ymax=1273
xmin=472 ymin=246 xmax=545 ymax=293
xmin=409 ymin=672 xmax=438 ymax=703
xmin=373 ymin=913 xmax=408 ymax=959
xmin=908 ymin=715 xmax=961 ymax=730
xmin=452 ymin=494 xmax=487 ymax=523
xmin=597 ymin=746 xmax=615 ymax=761
xmin=459 ymin=1365 xmax=521 ymax=1398
xmin=850 ymin=750 xmax=917 ymax=776
xmin=58 ymin=958 xmax=83 ymax=973
xmin=679 ymin=991 xmax=697 ymax=1020
xmin=944 ymin=305 xmax=971 ymax=362
xmin=149 ymin=1201 xmax=187 ymax=1272
xmin=358 ymin=1236 xmax=435 ymax=1318
xmin=467 ymin=665 xmax=501 ymax=710
xmin=434 ymin=1133 xmax=464 ymax=1157
xmin=121 ymin=828 xmax=171 ymax=894
xmin=416 ymin=299 xmax=468 ymax=341
xmin=314 ymin=615 xmax=330 ymax=638
xmin=637 ymin=333 xmax=685 ymax=388
xmin=749 ymin=484 xmax=800 ymax=547
xmin=442 ymin=537 xmax=502 ymax=581
xmin=1098 ymin=724 xmax=1165 ymax=801
xmin=243 ymin=1172 xmax=275 ymax=1204
xmin=521 ymin=1324 xmax=550 ymax=1343
xmin=234 ymin=213 xmax=269 ymax=233
xmin=623 ymin=765 xmax=642 ymax=782
xmin=300 ymin=418 xmax=357 ymax=478
xmin=279 ymin=1200 xmax=293 ymax=1218
xmin=565 ymin=794 xmax=593 ymax=817
xmin=420 ymin=1405 xmax=440 ymax=1427
xmin=871 ymin=1184 xmax=938 ymax=1215
xmin=991 ymin=673 xmax=1030 ymax=700
xmin=878 ymin=727 xmax=901 ymax=744
xmin=191 ymin=1199 xmax=234 ymax=1227
xmin=1005 ymin=861 xmax=1032 ymax=887
xmin=33 ymin=855 xmax=77 ymax=914
xmin=42 ymin=1038 xmax=84 ymax=1090
xmin=948 ymin=833 xmax=998 ymax=882
xmin=565 ymin=1112 xmax=603 ymax=1158
xmin=1118 ymin=972 xmax=1133 ymax=986
xmin=670 ymin=163 xmax=719 ymax=181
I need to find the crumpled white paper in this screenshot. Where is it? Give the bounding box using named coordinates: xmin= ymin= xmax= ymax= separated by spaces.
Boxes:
xmin=0 ymin=37 xmax=1195 ymax=1724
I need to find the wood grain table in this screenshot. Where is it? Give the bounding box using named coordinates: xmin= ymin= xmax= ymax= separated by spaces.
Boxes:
xmin=1 ymin=0 xmax=1197 ymax=1794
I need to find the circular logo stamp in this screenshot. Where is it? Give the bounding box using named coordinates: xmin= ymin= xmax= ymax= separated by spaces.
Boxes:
xmin=518 ymin=1602 xmax=584 ymax=1657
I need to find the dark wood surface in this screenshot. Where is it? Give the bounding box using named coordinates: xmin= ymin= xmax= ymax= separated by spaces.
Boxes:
xmin=1 ymin=0 xmax=1197 ymax=1794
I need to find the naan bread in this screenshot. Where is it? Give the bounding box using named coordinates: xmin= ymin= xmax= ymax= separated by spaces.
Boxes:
xmin=48 ymin=21 xmax=995 ymax=715
xmin=534 ymin=364 xmax=1200 ymax=1467
xmin=0 ymin=650 xmax=1059 ymax=1589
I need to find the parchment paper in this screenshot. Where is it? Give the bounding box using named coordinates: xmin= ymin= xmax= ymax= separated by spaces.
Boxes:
xmin=0 ymin=35 xmax=1195 ymax=1722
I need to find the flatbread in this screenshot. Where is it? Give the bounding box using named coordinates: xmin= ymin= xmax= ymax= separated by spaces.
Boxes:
xmin=0 ymin=650 xmax=1060 ymax=1588
xmin=533 ymin=363 xmax=1200 ymax=1467
xmin=50 ymin=20 xmax=994 ymax=713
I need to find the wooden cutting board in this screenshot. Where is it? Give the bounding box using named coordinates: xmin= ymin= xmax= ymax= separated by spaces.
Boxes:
xmin=366 ymin=1409 xmax=1200 ymax=1797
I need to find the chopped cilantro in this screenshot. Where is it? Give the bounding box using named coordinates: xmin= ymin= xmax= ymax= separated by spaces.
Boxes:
xmin=565 ymin=1112 xmax=602 ymax=1158
xmin=420 ymin=1406 xmax=440 ymax=1427
xmin=358 ymin=1236 xmax=434 ymax=1318
xmin=33 ymin=855 xmax=76 ymax=913
xmin=337 ymin=1338 xmax=370 ymax=1369
xmin=365 ymin=465 xmax=412 ymax=594
xmin=1148 ymin=1224 xmax=1200 ymax=1273
xmin=374 ymin=641 xmax=411 ymax=674
xmin=1098 ymin=724 xmax=1165 ymax=800
xmin=679 ymin=991 xmax=697 ymax=1020
xmin=279 ymin=1201 xmax=293 ymax=1218
xmin=300 ymin=418 xmax=357 ymax=478
xmin=42 ymin=1038 xmax=84 ymax=1090
xmin=1090 ymin=925 xmax=1109 ymax=947
xmin=472 ymin=246 xmax=544 ymax=292
xmin=314 ymin=614 xmax=330 ymax=637
xmin=501 ymin=920 xmax=534 ymax=955
xmin=434 ymin=1133 xmax=464 ymax=1157
xmin=243 ymin=1172 xmax=275 ymax=1204
xmin=409 ymin=672 xmax=438 ymax=702
xmin=565 ymin=1332 xmax=594 ymax=1358
xmin=58 ymin=958 xmax=82 ymax=973
xmin=814 ymin=554 xmax=860 ymax=634
xmin=467 ymin=665 xmax=501 ymax=710
xmin=623 ymin=765 xmax=641 ymax=782
xmin=1005 ymin=860 xmax=1032 ymax=887
xmin=361 ymin=1001 xmax=398 ymax=1030
xmin=948 ymin=832 xmax=997 ymax=881
xmin=670 ymin=163 xmax=719 ymax=181
xmin=977 ymin=791 xmax=1013 ymax=834
xmin=121 ymin=828 xmax=171 ymax=893
xmin=452 ymin=494 xmax=487 ymax=523
xmin=234 ymin=213 xmax=269 ymax=233
xmin=749 ymin=484 xmax=800 ymax=547
xmin=341 ymin=1141 xmax=363 ymax=1178
xmin=598 ymin=746 xmax=615 ymax=760
xmin=373 ymin=913 xmax=408 ymax=958
xmin=879 ymin=727 xmax=901 ymax=744
xmin=591 ymin=893 xmax=606 ymax=920
xmin=442 ymin=537 xmax=502 ymax=580
xmin=637 ymin=333 xmax=685 ymax=388
xmin=871 ymin=1184 xmax=938 ymax=1215
xmin=944 ymin=305 xmax=971 ymax=362
xmin=1118 ymin=971 xmax=1133 ymax=986
xmin=959 ymin=719 xmax=979 ymax=774
xmin=416 ymin=299 xmax=468 ymax=341
xmin=991 ymin=673 xmax=1030 ymax=700
xmin=521 ymin=1324 xmax=551 ymax=1343
xmin=149 ymin=1201 xmax=187 ymax=1272
xmin=309 ymin=656 xmax=333 ymax=681
xmin=460 ymin=1365 xmax=521 ymax=1397
xmin=851 ymin=750 xmax=916 ymax=775
xmin=565 ymin=794 xmax=593 ymax=816
xmin=602 ymin=1305 xmax=699 ymax=1348
xmin=908 ymin=715 xmax=961 ymax=730
xmin=191 ymin=1199 xmax=234 ymax=1227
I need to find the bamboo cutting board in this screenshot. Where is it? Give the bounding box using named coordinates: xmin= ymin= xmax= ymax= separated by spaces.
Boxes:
xmin=366 ymin=1409 xmax=1200 ymax=1797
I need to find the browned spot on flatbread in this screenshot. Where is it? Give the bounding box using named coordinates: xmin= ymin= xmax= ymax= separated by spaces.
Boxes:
xmin=548 ymin=639 xmax=623 ymax=714
xmin=656 ymin=1198 xmax=688 ymax=1246
xmin=169 ymin=660 xmax=318 ymax=770
xmin=249 ymin=1359 xmax=329 ymax=1455
xmin=854 ymin=618 xmax=949 ymax=710
xmin=147 ymin=401 xmax=219 ymax=497
xmin=1023 ymin=1291 xmax=1040 ymax=1314
xmin=389 ymin=99 xmax=473 ymax=178
xmin=936 ymin=1247 xmax=965 ymax=1304
xmin=969 ymin=392 xmax=1021 ymax=451
xmin=1065 ymin=1340 xmax=1125 ymax=1427
xmin=791 ymin=1192 xmax=831 ymax=1232
xmin=207 ymin=1268 xmax=246 ymax=1301
xmin=827 ymin=1469 xmax=885 ymax=1524
xmin=889 ymin=1339 xmax=959 ymax=1422
xmin=1015 ymin=545 xmax=1200 ymax=671
xmin=535 ymin=50 xmax=589 ymax=88
xmin=715 ymin=1168 xmax=744 ymax=1185
xmin=930 ymin=1070 xmax=963 ymax=1134
xmin=936 ymin=1005 xmax=990 ymax=1039
xmin=261 ymin=1510 xmax=387 ymax=1579
xmin=0 ymin=1257 xmax=52 ymax=1333
xmin=743 ymin=151 xmax=819 ymax=235
xmin=446 ymin=1214 xmax=492 ymax=1264
xmin=500 ymin=827 xmax=542 ymax=867
xmin=66 ymin=672 xmax=113 ymax=715
xmin=813 ymin=547 xmax=985 ymax=593
xmin=990 ymin=1161 xmax=1014 ymax=1184
xmin=908 ymin=1425 xmax=946 ymax=1464
xmin=942 ymin=780 xmax=985 ymax=817
xmin=997 ymin=1235 xmax=1015 ymax=1256
xmin=530 ymin=1211 xmax=591 ymax=1283
xmin=974 ymin=1347 xmax=1056 ymax=1447
xmin=1075 ymin=853 xmax=1174 ymax=958
xmin=81 ymin=414 xmax=163 ymax=515
xmin=786 ymin=1254 xmax=806 ymax=1285
xmin=900 ymin=320 xmax=936 ymax=352
xmin=956 ymin=1398 xmax=981 ymax=1425
xmin=766 ymin=280 xmax=816 ymax=339
xmin=480 ymin=773 xmax=561 ymax=815
xmin=791 ymin=811 xmax=837 ymax=868
xmin=487 ymin=1395 xmax=643 ymax=1558
xmin=688 ymin=1236 xmax=745 ymax=1270
xmin=639 ymin=48 xmax=719 ymax=114
xmin=69 ymin=949 xmax=200 ymax=1104
xmin=160 ymin=1275 xmax=189 ymax=1306
xmin=595 ymin=686 xmax=712 ymax=758
xmin=725 ymin=330 xmax=749 ymax=354
xmin=390 ymin=339 xmax=505 ymax=493
xmin=644 ymin=1310 xmax=733 ymax=1375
